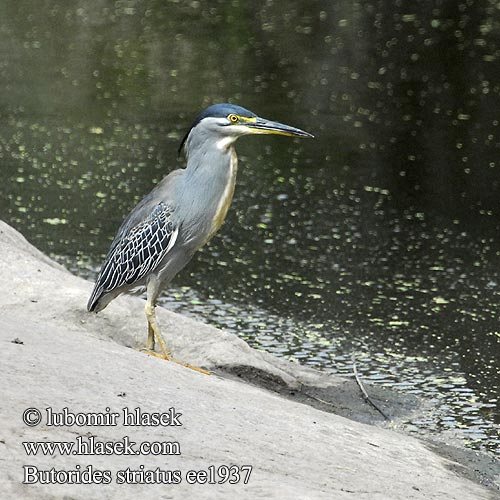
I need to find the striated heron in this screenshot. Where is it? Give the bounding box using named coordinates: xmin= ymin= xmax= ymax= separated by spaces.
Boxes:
xmin=88 ymin=103 xmax=313 ymax=373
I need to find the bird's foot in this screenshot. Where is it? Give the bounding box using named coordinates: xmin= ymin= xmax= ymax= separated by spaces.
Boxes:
xmin=141 ymin=347 xmax=171 ymax=359
xmin=141 ymin=349 xmax=210 ymax=375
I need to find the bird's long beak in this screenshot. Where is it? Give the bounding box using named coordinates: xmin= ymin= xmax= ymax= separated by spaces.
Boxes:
xmin=246 ymin=116 xmax=314 ymax=138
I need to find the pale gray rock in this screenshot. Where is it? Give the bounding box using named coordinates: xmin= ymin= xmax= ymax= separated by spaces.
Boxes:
xmin=0 ymin=220 xmax=496 ymax=499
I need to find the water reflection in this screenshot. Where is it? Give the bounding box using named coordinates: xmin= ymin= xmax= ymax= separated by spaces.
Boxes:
xmin=0 ymin=1 xmax=498 ymax=452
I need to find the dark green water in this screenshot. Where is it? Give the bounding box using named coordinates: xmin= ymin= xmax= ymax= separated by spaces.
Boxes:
xmin=0 ymin=1 xmax=498 ymax=452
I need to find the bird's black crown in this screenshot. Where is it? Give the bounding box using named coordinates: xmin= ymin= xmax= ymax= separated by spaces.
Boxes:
xmin=179 ymin=103 xmax=256 ymax=156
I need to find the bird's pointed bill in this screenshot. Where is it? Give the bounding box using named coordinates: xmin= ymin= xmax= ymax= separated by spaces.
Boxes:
xmin=246 ymin=117 xmax=314 ymax=138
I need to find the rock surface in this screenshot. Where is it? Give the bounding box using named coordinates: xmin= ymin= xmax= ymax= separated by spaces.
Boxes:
xmin=0 ymin=220 xmax=496 ymax=499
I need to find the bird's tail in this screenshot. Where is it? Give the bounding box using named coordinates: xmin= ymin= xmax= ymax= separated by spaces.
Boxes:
xmin=87 ymin=285 xmax=104 ymax=313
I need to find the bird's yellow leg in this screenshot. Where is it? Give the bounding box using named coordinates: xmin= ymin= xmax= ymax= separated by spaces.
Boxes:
xmin=146 ymin=317 xmax=155 ymax=351
xmin=143 ymin=301 xmax=210 ymax=375
xmin=144 ymin=302 xmax=170 ymax=357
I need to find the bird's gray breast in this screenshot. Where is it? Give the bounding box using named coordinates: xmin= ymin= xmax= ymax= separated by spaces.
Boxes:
xmin=174 ymin=146 xmax=238 ymax=251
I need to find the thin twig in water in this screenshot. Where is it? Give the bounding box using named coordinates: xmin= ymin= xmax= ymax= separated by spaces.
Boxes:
xmin=352 ymin=355 xmax=390 ymax=421
xmin=301 ymin=391 xmax=337 ymax=408
xmin=295 ymin=382 xmax=339 ymax=409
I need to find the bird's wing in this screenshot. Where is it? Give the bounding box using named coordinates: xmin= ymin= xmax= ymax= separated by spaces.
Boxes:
xmin=88 ymin=201 xmax=178 ymax=306
xmin=108 ymin=169 xmax=183 ymax=252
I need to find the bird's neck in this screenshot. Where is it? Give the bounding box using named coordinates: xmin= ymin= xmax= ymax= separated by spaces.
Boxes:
xmin=178 ymin=137 xmax=238 ymax=243
xmin=184 ymin=134 xmax=235 ymax=180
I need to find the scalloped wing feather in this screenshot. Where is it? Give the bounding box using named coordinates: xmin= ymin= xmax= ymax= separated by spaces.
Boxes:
xmin=87 ymin=202 xmax=178 ymax=311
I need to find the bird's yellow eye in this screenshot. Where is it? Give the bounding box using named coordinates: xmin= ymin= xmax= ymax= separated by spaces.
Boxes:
xmin=228 ymin=114 xmax=239 ymax=123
